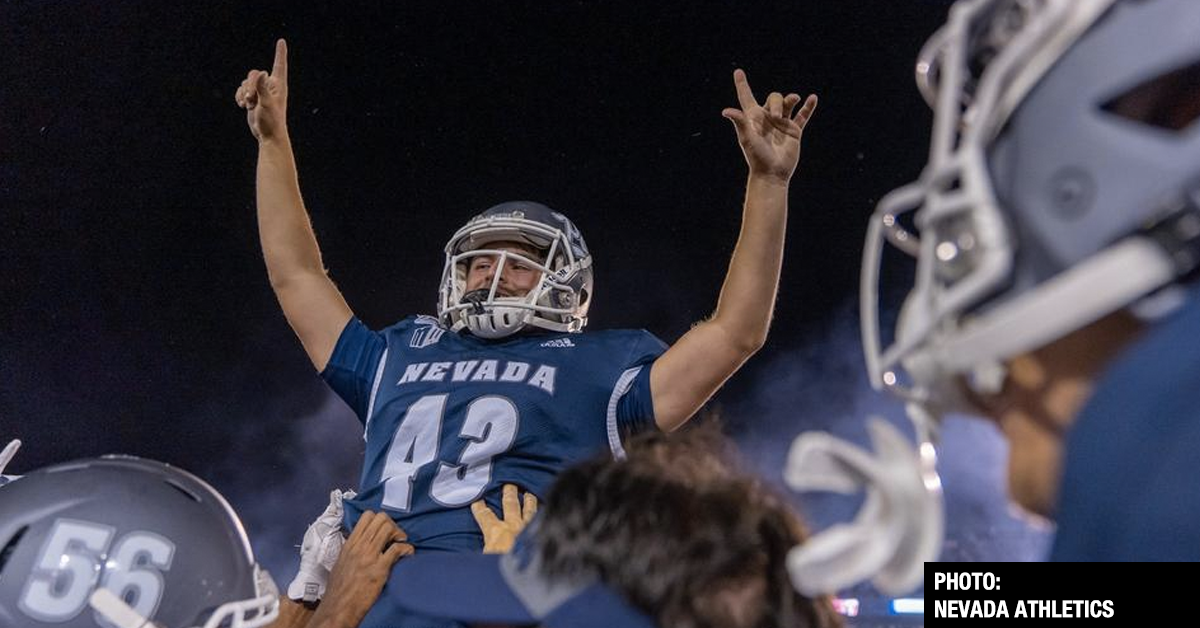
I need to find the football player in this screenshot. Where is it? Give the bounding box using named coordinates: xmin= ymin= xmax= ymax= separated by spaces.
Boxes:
xmin=385 ymin=428 xmax=843 ymax=628
xmin=0 ymin=456 xmax=279 ymax=628
xmin=831 ymin=0 xmax=1200 ymax=576
xmin=235 ymin=38 xmax=818 ymax=619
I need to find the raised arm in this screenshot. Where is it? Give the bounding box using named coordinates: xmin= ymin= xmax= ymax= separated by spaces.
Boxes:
xmin=650 ymin=69 xmax=818 ymax=432
xmin=236 ymin=39 xmax=353 ymax=371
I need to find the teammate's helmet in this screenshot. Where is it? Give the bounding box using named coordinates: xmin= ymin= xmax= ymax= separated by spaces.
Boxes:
xmin=863 ymin=0 xmax=1200 ymax=429
xmin=438 ymin=201 xmax=594 ymax=339
xmin=0 ymin=456 xmax=279 ymax=628
xmin=798 ymin=0 xmax=1200 ymax=592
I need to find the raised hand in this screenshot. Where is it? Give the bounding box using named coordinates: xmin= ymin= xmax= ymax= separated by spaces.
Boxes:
xmin=722 ymin=69 xmax=818 ymax=184
xmin=235 ymin=39 xmax=289 ymax=142
xmin=471 ymin=483 xmax=538 ymax=554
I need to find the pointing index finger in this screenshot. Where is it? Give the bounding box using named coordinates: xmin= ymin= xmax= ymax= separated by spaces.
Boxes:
xmin=272 ymin=39 xmax=288 ymax=81
xmin=732 ymin=69 xmax=758 ymax=111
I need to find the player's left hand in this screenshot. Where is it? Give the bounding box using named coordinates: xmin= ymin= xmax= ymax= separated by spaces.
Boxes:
xmin=471 ymin=484 xmax=538 ymax=554
xmin=287 ymin=489 xmax=355 ymax=603
xmin=722 ymin=69 xmax=818 ymax=185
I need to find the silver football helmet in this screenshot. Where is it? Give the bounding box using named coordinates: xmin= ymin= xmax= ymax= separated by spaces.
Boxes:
xmin=788 ymin=0 xmax=1200 ymax=595
xmin=0 ymin=456 xmax=279 ymax=628
xmin=438 ymin=201 xmax=594 ymax=339
xmin=865 ymin=0 xmax=1200 ymax=432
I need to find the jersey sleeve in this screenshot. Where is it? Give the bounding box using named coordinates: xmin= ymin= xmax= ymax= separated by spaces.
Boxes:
xmin=320 ymin=317 xmax=387 ymax=423
xmin=609 ymin=330 xmax=668 ymax=455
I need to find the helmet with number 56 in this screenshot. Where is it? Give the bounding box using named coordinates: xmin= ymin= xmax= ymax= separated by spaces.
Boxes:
xmin=0 ymin=456 xmax=278 ymax=628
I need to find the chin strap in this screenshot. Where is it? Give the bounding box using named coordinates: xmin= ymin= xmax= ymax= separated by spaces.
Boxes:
xmin=783 ymin=417 xmax=943 ymax=596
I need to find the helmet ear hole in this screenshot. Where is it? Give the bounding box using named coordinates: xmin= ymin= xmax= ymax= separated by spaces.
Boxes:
xmin=1101 ymin=58 xmax=1200 ymax=132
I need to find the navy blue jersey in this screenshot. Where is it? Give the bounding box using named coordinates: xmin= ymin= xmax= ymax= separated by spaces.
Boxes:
xmin=321 ymin=315 xmax=665 ymax=552
xmin=1051 ymin=287 xmax=1200 ymax=560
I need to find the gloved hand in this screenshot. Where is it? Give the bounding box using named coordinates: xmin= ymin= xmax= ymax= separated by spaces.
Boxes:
xmin=287 ymin=489 xmax=357 ymax=602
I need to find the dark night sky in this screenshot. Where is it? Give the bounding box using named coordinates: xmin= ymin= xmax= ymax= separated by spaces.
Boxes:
xmin=1 ymin=0 xmax=1046 ymax=590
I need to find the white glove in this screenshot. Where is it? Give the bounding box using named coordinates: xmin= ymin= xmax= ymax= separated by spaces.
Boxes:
xmin=783 ymin=418 xmax=942 ymax=596
xmin=0 ymin=439 xmax=21 ymax=486
xmin=287 ymin=489 xmax=356 ymax=602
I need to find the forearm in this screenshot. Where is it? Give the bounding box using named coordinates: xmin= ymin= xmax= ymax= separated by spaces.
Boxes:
xmin=257 ymin=134 xmax=329 ymax=288
xmin=306 ymin=594 xmax=375 ymax=628
xmin=710 ymin=173 xmax=789 ymax=352
xmin=265 ymin=597 xmax=314 ymax=628
xmin=649 ymin=174 xmax=789 ymax=430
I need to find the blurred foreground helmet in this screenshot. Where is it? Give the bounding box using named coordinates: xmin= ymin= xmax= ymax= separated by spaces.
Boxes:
xmin=864 ymin=0 xmax=1200 ymax=450
xmin=438 ymin=201 xmax=594 ymax=339
xmin=786 ymin=0 xmax=1200 ymax=595
xmin=0 ymin=456 xmax=279 ymax=628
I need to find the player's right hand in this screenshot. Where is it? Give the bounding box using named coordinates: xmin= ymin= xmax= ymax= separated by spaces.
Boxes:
xmin=313 ymin=511 xmax=413 ymax=628
xmin=236 ymin=39 xmax=288 ymax=142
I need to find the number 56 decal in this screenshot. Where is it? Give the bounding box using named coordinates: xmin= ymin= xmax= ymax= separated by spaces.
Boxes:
xmin=19 ymin=519 xmax=174 ymax=627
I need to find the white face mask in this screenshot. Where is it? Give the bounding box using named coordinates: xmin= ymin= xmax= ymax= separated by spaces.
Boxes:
xmin=0 ymin=439 xmax=20 ymax=486
xmin=89 ymin=566 xmax=280 ymax=628
xmin=0 ymin=439 xmax=19 ymax=475
xmin=783 ymin=416 xmax=943 ymax=596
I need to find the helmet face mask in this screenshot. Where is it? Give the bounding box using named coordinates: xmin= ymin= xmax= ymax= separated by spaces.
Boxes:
xmin=864 ymin=0 xmax=1200 ymax=427
xmin=0 ymin=456 xmax=279 ymax=628
xmin=805 ymin=0 xmax=1200 ymax=588
xmin=438 ymin=202 xmax=593 ymax=339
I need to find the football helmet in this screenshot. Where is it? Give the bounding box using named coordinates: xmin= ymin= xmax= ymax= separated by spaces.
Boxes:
xmin=865 ymin=0 xmax=1200 ymax=427
xmin=787 ymin=0 xmax=1200 ymax=594
xmin=438 ymin=201 xmax=593 ymax=339
xmin=0 ymin=456 xmax=279 ymax=628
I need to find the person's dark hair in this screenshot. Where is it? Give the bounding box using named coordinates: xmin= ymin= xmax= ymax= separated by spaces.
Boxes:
xmin=537 ymin=426 xmax=842 ymax=628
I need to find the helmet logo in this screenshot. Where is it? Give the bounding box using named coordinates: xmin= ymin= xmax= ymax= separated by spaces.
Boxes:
xmin=409 ymin=318 xmax=447 ymax=349
xmin=18 ymin=519 xmax=175 ymax=625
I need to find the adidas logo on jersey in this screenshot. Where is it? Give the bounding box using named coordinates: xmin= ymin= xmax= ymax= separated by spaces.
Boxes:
xmin=540 ymin=338 xmax=575 ymax=348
